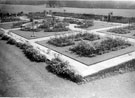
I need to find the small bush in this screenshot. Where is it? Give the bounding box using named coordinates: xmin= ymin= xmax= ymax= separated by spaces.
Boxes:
xmin=47 ymin=57 xmax=83 ymax=83
xmin=1 ymin=35 xmax=10 ymax=40
xmin=48 ymin=36 xmax=75 ymax=47
xmin=7 ymin=38 xmax=17 ymax=45
xmin=23 ymin=46 xmax=47 ymax=62
xmin=70 ymin=41 xmax=96 ymax=57
xmin=0 ymin=33 xmax=4 ymax=37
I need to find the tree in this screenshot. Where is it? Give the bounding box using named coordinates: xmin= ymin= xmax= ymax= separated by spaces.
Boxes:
xmin=47 ymin=0 xmax=60 ymax=8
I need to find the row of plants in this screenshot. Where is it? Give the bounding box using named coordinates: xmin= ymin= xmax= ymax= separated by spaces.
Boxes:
xmin=48 ymin=36 xmax=75 ymax=47
xmin=12 ymin=21 xmax=29 ymax=28
xmin=0 ymin=34 xmax=47 ymax=62
xmin=70 ymin=38 xmax=131 ymax=57
xmin=0 ymin=33 xmax=83 ymax=83
xmin=1 ymin=16 xmax=21 ymax=22
xmin=75 ymin=20 xmax=94 ymax=28
xmin=63 ymin=18 xmax=83 ymax=25
xmin=107 ymin=28 xmax=130 ymax=34
xmin=47 ymin=33 xmax=100 ymax=47
xmin=47 ymin=57 xmax=83 ymax=83
xmin=63 ymin=18 xmax=94 ymax=28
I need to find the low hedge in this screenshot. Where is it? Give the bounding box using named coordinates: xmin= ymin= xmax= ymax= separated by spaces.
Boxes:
xmin=108 ymin=28 xmax=130 ymax=34
xmin=1 ymin=35 xmax=10 ymax=40
xmin=0 ymin=34 xmax=47 ymax=62
xmin=48 ymin=36 xmax=75 ymax=47
xmin=75 ymin=20 xmax=94 ymax=28
xmin=47 ymin=57 xmax=83 ymax=83
xmin=44 ymin=27 xmax=68 ymax=32
xmin=7 ymin=37 xmax=17 ymax=45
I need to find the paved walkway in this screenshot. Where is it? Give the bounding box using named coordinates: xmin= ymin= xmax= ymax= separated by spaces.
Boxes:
xmin=1 ymin=21 xmax=135 ymax=77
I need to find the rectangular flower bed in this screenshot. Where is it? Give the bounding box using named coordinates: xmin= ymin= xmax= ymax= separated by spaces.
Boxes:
xmin=37 ymin=34 xmax=135 ymax=66
xmin=100 ymin=24 xmax=135 ymax=39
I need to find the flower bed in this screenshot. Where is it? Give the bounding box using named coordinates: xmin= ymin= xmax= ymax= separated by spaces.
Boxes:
xmin=48 ymin=36 xmax=75 ymax=47
xmin=1 ymin=17 xmax=20 ymax=22
xmin=70 ymin=38 xmax=131 ymax=57
xmin=75 ymin=20 xmax=94 ymax=28
xmin=47 ymin=33 xmax=100 ymax=47
xmin=107 ymin=28 xmax=130 ymax=34
xmin=63 ymin=18 xmax=83 ymax=25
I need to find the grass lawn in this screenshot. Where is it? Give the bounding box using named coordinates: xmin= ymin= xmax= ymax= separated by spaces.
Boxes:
xmin=1 ymin=33 xmax=135 ymax=98
xmin=85 ymin=21 xmax=119 ymax=30
xmin=11 ymin=30 xmax=72 ymax=39
xmin=37 ymin=39 xmax=135 ymax=66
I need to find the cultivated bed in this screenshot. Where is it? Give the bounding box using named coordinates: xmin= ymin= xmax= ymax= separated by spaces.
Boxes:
xmin=37 ymin=33 xmax=135 ymax=66
xmin=100 ymin=24 xmax=135 ymax=39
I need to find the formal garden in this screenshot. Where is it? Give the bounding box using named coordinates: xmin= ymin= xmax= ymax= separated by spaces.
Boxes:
xmin=1 ymin=11 xmax=135 ymax=83
xmin=37 ymin=32 xmax=135 ymax=66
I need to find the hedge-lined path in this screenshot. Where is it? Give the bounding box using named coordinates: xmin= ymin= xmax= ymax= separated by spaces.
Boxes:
xmin=1 ymin=21 xmax=135 ymax=77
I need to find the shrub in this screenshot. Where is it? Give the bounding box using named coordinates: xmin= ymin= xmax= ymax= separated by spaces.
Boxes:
xmin=48 ymin=36 xmax=75 ymax=47
xmin=12 ymin=21 xmax=28 ymax=28
xmin=70 ymin=38 xmax=131 ymax=57
xmin=63 ymin=18 xmax=82 ymax=25
xmin=1 ymin=35 xmax=10 ymax=40
xmin=75 ymin=20 xmax=94 ymax=28
xmin=7 ymin=38 xmax=17 ymax=45
xmin=47 ymin=57 xmax=83 ymax=83
xmin=70 ymin=41 xmax=96 ymax=57
xmin=108 ymin=28 xmax=130 ymax=34
xmin=0 ymin=33 xmax=4 ymax=37
xmin=23 ymin=46 xmax=47 ymax=62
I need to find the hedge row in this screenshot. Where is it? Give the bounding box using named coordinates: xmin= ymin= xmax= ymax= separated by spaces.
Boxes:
xmin=47 ymin=57 xmax=83 ymax=83
xmin=0 ymin=34 xmax=47 ymax=62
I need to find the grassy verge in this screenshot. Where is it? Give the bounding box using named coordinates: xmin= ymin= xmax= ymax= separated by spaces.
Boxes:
xmin=85 ymin=59 xmax=135 ymax=82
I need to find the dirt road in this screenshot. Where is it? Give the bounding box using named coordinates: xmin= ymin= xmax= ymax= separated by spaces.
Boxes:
xmin=0 ymin=40 xmax=135 ymax=98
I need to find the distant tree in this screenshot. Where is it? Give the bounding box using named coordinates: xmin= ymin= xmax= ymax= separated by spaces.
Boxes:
xmin=47 ymin=0 xmax=60 ymax=8
xmin=108 ymin=12 xmax=113 ymax=22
